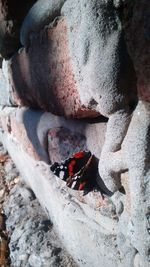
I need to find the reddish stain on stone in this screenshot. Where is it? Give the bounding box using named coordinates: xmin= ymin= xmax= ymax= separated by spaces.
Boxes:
xmin=8 ymin=17 xmax=100 ymax=118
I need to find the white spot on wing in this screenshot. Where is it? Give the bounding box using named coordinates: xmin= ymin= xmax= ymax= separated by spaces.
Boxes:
xmin=59 ymin=171 xmax=65 ymax=180
xmin=71 ymin=181 xmax=77 ymax=189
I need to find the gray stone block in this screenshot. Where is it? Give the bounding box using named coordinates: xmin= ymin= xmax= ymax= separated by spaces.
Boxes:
xmin=62 ymin=0 xmax=137 ymax=114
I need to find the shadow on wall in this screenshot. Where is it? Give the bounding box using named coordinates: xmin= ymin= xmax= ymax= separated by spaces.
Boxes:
xmin=0 ymin=0 xmax=37 ymax=58
xmin=22 ymin=108 xmax=50 ymax=162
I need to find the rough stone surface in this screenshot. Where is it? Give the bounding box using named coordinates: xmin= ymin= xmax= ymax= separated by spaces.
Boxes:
xmin=0 ymin=134 xmax=121 ymax=267
xmin=62 ymin=0 xmax=137 ymax=114
xmin=98 ymin=101 xmax=150 ymax=266
xmin=0 ymin=143 xmax=20 ymax=267
xmin=4 ymin=184 xmax=77 ymax=267
xmin=0 ymin=142 xmax=77 ymax=267
xmin=4 ymin=157 xmax=19 ymax=182
xmin=5 ymin=17 xmax=100 ymax=118
xmin=121 ymin=101 xmax=150 ymax=265
xmin=0 ymin=108 xmax=124 ymax=267
xmin=20 ymin=0 xmax=150 ymax=107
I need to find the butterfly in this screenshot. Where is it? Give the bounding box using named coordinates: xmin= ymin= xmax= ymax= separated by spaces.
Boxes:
xmin=50 ymin=151 xmax=98 ymax=194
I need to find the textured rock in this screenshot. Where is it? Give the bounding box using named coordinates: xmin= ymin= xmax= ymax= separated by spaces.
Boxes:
xmin=0 ymin=126 xmax=121 ymax=267
xmin=0 ymin=143 xmax=77 ymax=267
xmin=121 ymin=101 xmax=150 ymax=265
xmin=97 ymin=101 xmax=150 ymax=266
xmin=62 ymin=0 xmax=137 ymax=114
xmin=4 ymin=157 xmax=19 ymax=182
xmin=4 ymin=184 xmax=77 ymax=267
xmin=6 ymin=17 xmax=100 ymax=118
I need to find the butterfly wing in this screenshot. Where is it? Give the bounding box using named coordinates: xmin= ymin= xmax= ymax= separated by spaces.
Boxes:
xmin=50 ymin=151 xmax=92 ymax=186
xmin=66 ymin=154 xmax=93 ymax=188
xmin=50 ymin=151 xmax=113 ymax=196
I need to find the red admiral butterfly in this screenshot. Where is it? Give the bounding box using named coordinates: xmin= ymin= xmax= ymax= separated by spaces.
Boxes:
xmin=50 ymin=151 xmax=97 ymax=194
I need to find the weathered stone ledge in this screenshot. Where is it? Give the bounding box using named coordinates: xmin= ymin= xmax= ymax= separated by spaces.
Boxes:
xmin=0 ymin=106 xmax=120 ymax=267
